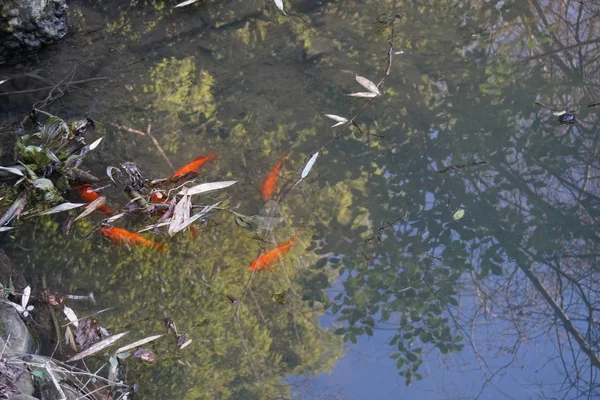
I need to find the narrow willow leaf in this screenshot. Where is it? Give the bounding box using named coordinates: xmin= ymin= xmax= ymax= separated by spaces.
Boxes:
xmin=273 ymin=0 xmax=286 ymax=14
xmin=21 ymin=286 xmax=31 ymax=310
xmin=106 ymin=166 xmax=121 ymax=185
xmin=355 ymin=75 xmax=381 ymax=95
xmin=138 ymin=222 xmax=170 ymax=233
xmin=348 ymin=92 xmax=378 ymax=98
xmin=293 ymin=152 xmax=319 ymax=188
xmin=178 ymin=181 xmax=237 ymax=196
xmin=168 ymin=195 xmax=191 ymax=235
xmin=66 ymin=332 xmax=129 ymax=363
xmin=325 ymin=114 xmax=349 ymax=128
xmin=453 ymin=209 xmax=465 ymax=221
xmin=88 ymin=137 xmax=103 ymax=151
xmin=104 ymin=212 xmax=126 ymax=224
xmin=0 ymin=79 xmax=9 ymax=86
xmin=0 ymin=227 xmax=14 ymax=232
xmin=0 ymin=166 xmax=25 ymax=177
xmin=63 ymin=306 xmax=79 ymax=328
xmin=33 ymin=202 xmax=86 ymax=216
xmin=115 ymin=334 xmax=164 ymax=354
xmin=74 ymin=197 xmax=106 ymax=221
xmin=174 ymin=0 xmax=199 ymax=7
xmin=180 ymin=339 xmax=193 ymax=349
xmin=552 ymin=109 xmax=567 ymax=116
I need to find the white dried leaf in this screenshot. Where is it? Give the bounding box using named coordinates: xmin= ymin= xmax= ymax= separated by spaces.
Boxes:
xmin=355 ymin=75 xmax=380 ymax=95
xmin=178 ymin=181 xmax=237 ymax=196
xmin=273 ymin=0 xmax=286 ymax=14
xmin=325 ymin=114 xmax=349 ymax=127
xmin=74 ymin=197 xmax=106 ymax=221
xmin=88 ymin=137 xmax=103 ymax=151
xmin=180 ymin=339 xmax=193 ymax=349
xmin=104 ymin=212 xmax=125 ymax=224
xmin=0 ymin=79 xmax=9 ymax=86
xmin=21 ymin=286 xmax=31 ymax=310
xmin=168 ymin=195 xmax=191 ymax=236
xmin=552 ymin=109 xmax=567 ymax=116
xmin=348 ymin=92 xmax=378 ymax=98
xmin=106 ymin=166 xmax=121 ymax=185
xmin=66 ymin=332 xmax=129 ymax=362
xmin=292 ymin=152 xmax=319 ymax=188
xmin=33 ymin=202 xmax=86 ymax=216
xmin=170 ymin=202 xmax=219 ymax=235
xmin=63 ymin=306 xmax=79 ymax=328
xmin=115 ymin=334 xmax=164 ymax=354
xmin=0 ymin=227 xmax=14 ymax=232
xmin=0 ymin=166 xmax=24 ymax=177
xmin=173 ymin=0 xmax=199 ymax=7
xmin=138 ymin=222 xmax=170 ymax=233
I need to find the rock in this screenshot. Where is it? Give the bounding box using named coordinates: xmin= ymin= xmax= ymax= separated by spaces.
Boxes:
xmin=0 ymin=0 xmax=68 ymax=64
xmin=0 ymin=250 xmax=27 ymax=292
xmin=7 ymin=395 xmax=39 ymax=400
xmin=0 ymin=303 xmax=35 ymax=354
xmin=14 ymin=371 xmax=34 ymax=397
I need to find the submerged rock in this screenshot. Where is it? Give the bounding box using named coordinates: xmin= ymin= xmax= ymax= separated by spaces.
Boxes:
xmin=0 ymin=303 xmax=35 ymax=354
xmin=0 ymin=0 xmax=68 ymax=64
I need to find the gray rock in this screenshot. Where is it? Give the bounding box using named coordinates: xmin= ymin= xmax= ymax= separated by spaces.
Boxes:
xmin=7 ymin=395 xmax=39 ymax=400
xmin=14 ymin=370 xmax=34 ymax=396
xmin=0 ymin=0 xmax=68 ymax=64
xmin=0 ymin=303 xmax=35 ymax=354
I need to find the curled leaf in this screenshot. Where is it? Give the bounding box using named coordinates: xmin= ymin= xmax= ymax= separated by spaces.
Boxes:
xmin=106 ymin=166 xmax=121 ymax=185
xmin=134 ymin=348 xmax=157 ymax=363
xmin=66 ymin=332 xmax=129 ymax=362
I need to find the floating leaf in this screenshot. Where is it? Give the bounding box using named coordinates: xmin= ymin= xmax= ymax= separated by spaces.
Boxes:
xmin=106 ymin=166 xmax=121 ymax=185
xmin=74 ymin=197 xmax=106 ymax=221
xmin=178 ymin=181 xmax=237 ymax=196
xmin=169 ymin=202 xmax=219 ymax=235
xmin=0 ymin=79 xmax=9 ymax=86
xmin=168 ymin=195 xmax=191 ymax=236
xmin=324 ymin=114 xmax=349 ymax=128
xmin=0 ymin=227 xmax=14 ymax=232
xmin=453 ymin=209 xmax=465 ymax=221
xmin=66 ymin=331 xmax=129 ymax=362
xmin=348 ymin=92 xmax=378 ymax=98
xmin=273 ymin=0 xmax=286 ymax=14
xmin=355 ymin=75 xmax=381 ymax=95
xmin=32 ymin=178 xmax=54 ymax=191
xmin=63 ymin=306 xmax=79 ymax=328
xmin=0 ymin=166 xmax=24 ymax=177
xmin=115 ymin=334 xmax=163 ymax=354
xmin=552 ymin=109 xmax=567 ymax=116
xmin=104 ymin=212 xmax=125 ymax=224
xmin=173 ymin=0 xmax=199 ymax=7
xmin=88 ymin=137 xmax=103 ymax=151
xmin=32 ymin=202 xmax=86 ymax=216
xmin=180 ymin=339 xmax=192 ymax=349
xmin=75 ymin=317 xmax=101 ymax=350
xmin=293 ymin=152 xmax=319 ymax=188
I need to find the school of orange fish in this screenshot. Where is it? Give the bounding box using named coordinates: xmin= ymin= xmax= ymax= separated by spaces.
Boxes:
xmin=81 ymin=151 xmax=296 ymax=272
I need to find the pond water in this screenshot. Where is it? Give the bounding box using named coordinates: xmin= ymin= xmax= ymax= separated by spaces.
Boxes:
xmin=1 ymin=0 xmax=600 ymax=399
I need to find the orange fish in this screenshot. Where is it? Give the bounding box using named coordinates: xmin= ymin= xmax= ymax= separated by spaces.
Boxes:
xmin=150 ymin=192 xmax=169 ymax=204
xmin=170 ymin=151 xmax=217 ymax=181
xmin=79 ymin=184 xmax=112 ymax=215
xmin=262 ymin=152 xmax=290 ymax=201
xmin=99 ymin=226 xmax=166 ymax=251
xmin=249 ymin=232 xmax=297 ymax=272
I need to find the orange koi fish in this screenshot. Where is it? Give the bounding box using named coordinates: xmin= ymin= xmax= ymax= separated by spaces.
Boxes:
xmin=249 ymin=232 xmax=297 ymax=272
xmin=99 ymin=226 xmax=166 ymax=251
xmin=170 ymin=151 xmax=217 ymax=181
xmin=262 ymin=152 xmax=290 ymax=201
xmin=79 ymin=184 xmax=112 ymax=215
xmin=150 ymin=192 xmax=169 ymax=203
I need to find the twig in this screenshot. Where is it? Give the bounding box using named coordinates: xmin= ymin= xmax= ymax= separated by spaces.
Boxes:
xmin=0 ymin=77 xmax=108 ymax=97
xmin=146 ymin=122 xmax=175 ymax=170
xmin=109 ymin=123 xmax=145 ymax=137
xmin=437 ymin=160 xmax=488 ymax=174
xmin=45 ymin=361 xmax=67 ymax=400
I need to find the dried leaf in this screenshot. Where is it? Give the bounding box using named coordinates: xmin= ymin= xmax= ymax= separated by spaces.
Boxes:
xmin=173 ymin=0 xmax=199 ymax=7
xmin=74 ymin=196 xmax=106 ymax=221
xmin=273 ymin=0 xmax=286 ymax=14
xmin=355 ymin=75 xmax=381 ymax=95
xmin=552 ymin=109 xmax=567 ymax=116
xmin=272 ymin=289 xmax=287 ymax=304
xmin=106 ymin=166 xmax=121 ymax=185
xmin=0 ymin=166 xmax=24 ymax=177
xmin=75 ymin=317 xmax=102 ymax=350
xmin=0 ymin=227 xmax=14 ymax=232
xmin=32 ymin=202 xmax=86 ymax=216
xmin=104 ymin=212 xmax=125 ymax=224
xmin=0 ymin=79 xmax=9 ymax=86
xmin=65 ymin=326 xmax=76 ymax=350
xmin=21 ymin=286 xmax=30 ymax=310
xmin=169 ymin=202 xmax=219 ymax=236
xmin=348 ymin=92 xmax=378 ymax=98
xmin=293 ymin=152 xmax=319 ymax=188
xmin=168 ymin=195 xmax=191 ymax=235
xmin=115 ymin=334 xmax=163 ymax=354
xmin=179 ymin=339 xmax=192 ymax=349
xmin=63 ymin=306 xmax=79 ymax=328
xmin=324 ymin=114 xmax=349 ymax=128
xmin=178 ymin=181 xmax=237 ymax=196
xmin=88 ymin=137 xmax=103 ymax=151
xmin=66 ymin=331 xmax=129 ymax=362
xmin=134 ymin=348 xmax=157 ymax=362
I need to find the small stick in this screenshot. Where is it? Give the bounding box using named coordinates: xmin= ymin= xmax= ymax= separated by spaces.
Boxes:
xmin=45 ymin=361 xmax=67 ymax=400
xmin=146 ymin=122 xmax=175 ymax=170
xmin=109 ymin=123 xmax=145 ymax=137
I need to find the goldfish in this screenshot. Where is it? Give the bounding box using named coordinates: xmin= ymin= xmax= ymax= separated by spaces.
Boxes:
xmin=170 ymin=151 xmax=217 ymax=181
xmin=150 ymin=192 xmax=169 ymax=203
xmin=78 ymin=184 xmax=112 ymax=215
xmin=249 ymin=232 xmax=297 ymax=272
xmin=99 ymin=226 xmax=166 ymax=251
xmin=262 ymin=152 xmax=290 ymax=201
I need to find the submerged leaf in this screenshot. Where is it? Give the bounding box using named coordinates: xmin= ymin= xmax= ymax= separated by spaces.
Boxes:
xmin=178 ymin=181 xmax=237 ymax=196
xmin=355 ymin=75 xmax=381 ymax=95
xmin=32 ymin=202 xmax=86 ymax=216
xmin=21 ymin=286 xmax=31 ymax=310
xmin=0 ymin=166 xmax=24 ymax=177
xmin=66 ymin=332 xmax=129 ymax=362
xmin=324 ymin=114 xmax=349 ymax=128
xmin=106 ymin=166 xmax=121 ymax=185
xmin=453 ymin=209 xmax=465 ymax=221
xmin=74 ymin=197 xmax=107 ymax=221
xmin=168 ymin=195 xmax=191 ymax=235
xmin=293 ymin=152 xmax=319 ymax=188
xmin=272 ymin=289 xmax=287 ymax=304
xmin=348 ymin=92 xmax=378 ymax=98
xmin=88 ymin=137 xmax=103 ymax=151
xmin=75 ymin=317 xmax=102 ymax=350
xmin=174 ymin=0 xmax=199 ymax=7
xmin=273 ymin=0 xmax=286 ymax=14
xmin=63 ymin=306 xmax=79 ymax=328
xmin=115 ymin=334 xmax=164 ymax=354
xmin=133 ymin=348 xmax=157 ymax=363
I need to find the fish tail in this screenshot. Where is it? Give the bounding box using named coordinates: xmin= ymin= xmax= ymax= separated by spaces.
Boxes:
xmin=207 ymin=149 xmax=218 ymax=161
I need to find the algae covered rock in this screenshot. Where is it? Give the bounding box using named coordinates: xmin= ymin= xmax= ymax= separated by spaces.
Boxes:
xmin=0 ymin=0 xmax=68 ymax=64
